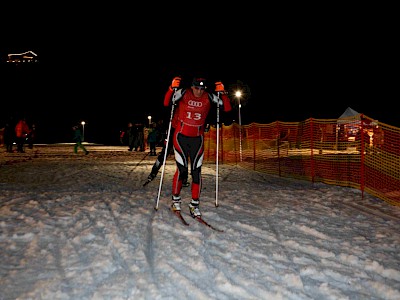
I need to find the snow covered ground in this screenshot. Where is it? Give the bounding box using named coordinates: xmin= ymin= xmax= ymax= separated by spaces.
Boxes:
xmin=1 ymin=144 xmax=400 ymax=300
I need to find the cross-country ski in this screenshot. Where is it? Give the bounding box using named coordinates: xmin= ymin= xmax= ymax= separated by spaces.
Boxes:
xmin=169 ymin=207 xmax=223 ymax=232
xmin=194 ymin=216 xmax=224 ymax=232
xmin=171 ymin=209 xmax=189 ymax=226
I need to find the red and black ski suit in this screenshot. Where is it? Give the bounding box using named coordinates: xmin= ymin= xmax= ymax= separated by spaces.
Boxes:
xmin=164 ymin=87 xmax=232 ymax=201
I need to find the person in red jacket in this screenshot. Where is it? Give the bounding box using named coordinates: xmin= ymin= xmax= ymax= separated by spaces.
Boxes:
xmin=166 ymin=76 xmax=232 ymax=218
xmin=14 ymin=118 xmax=30 ymax=153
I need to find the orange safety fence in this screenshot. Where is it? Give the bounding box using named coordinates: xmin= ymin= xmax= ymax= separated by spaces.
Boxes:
xmin=204 ymin=113 xmax=400 ymax=206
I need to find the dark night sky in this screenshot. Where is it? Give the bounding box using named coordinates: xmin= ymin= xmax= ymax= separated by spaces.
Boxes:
xmin=1 ymin=6 xmax=397 ymax=144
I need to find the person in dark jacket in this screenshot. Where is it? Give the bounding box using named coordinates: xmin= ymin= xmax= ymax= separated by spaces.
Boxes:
xmin=72 ymin=125 xmax=89 ymax=155
xmin=3 ymin=119 xmax=15 ymax=153
xmin=126 ymin=122 xmax=136 ymax=151
xmin=27 ymin=123 xmax=36 ymax=149
xmin=145 ymin=104 xmax=189 ymax=187
xmin=147 ymin=122 xmax=158 ymax=156
xmin=133 ymin=123 xmax=145 ymax=151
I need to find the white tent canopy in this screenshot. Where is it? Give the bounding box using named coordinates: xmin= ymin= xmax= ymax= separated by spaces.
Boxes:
xmin=337 ymin=107 xmax=377 ymax=126
xmin=338 ymin=107 xmax=360 ymax=119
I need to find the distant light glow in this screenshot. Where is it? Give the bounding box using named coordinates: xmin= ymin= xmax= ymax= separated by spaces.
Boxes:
xmin=7 ymin=50 xmax=38 ymax=63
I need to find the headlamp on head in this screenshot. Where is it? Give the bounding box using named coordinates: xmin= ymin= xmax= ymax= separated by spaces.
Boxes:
xmin=192 ymin=78 xmax=207 ymax=89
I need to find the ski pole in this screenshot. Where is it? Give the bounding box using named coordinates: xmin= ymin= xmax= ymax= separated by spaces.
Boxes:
xmin=215 ymin=92 xmax=220 ymax=207
xmin=154 ymin=89 xmax=177 ymax=211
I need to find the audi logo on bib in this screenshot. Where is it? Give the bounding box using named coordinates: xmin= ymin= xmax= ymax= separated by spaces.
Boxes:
xmin=188 ymin=100 xmax=203 ymax=107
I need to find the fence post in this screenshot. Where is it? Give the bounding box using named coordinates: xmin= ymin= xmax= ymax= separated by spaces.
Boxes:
xmin=310 ymin=118 xmax=315 ymax=183
xmin=360 ymin=114 xmax=365 ymax=199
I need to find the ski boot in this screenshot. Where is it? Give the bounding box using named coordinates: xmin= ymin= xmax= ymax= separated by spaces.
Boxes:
xmin=171 ymin=195 xmax=182 ymax=212
xmin=188 ymin=199 xmax=201 ymax=218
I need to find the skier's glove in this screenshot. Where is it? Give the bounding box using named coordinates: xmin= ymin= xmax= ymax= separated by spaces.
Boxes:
xmin=172 ymin=89 xmax=184 ymax=104
xmin=171 ymin=76 xmax=181 ymax=89
xmin=215 ymin=81 xmax=225 ymax=93
xmin=211 ymin=94 xmax=223 ymax=106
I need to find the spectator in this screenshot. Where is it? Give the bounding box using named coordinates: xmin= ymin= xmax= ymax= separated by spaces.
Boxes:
xmin=27 ymin=123 xmax=36 ymax=149
xmin=3 ymin=118 xmax=15 ymax=153
xmin=72 ymin=125 xmax=89 ymax=155
xmin=145 ymin=111 xmax=189 ymax=187
xmin=126 ymin=122 xmax=136 ymax=151
xmin=119 ymin=130 xmax=126 ymax=145
xmin=133 ymin=123 xmax=145 ymax=151
xmin=147 ymin=122 xmax=158 ymax=156
xmin=15 ymin=118 xmax=30 ymax=153
xmin=373 ymin=124 xmax=384 ymax=153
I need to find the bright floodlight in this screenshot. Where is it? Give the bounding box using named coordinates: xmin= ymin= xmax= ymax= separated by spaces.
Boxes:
xmin=235 ymin=91 xmax=243 ymax=162
xmin=81 ymin=121 xmax=86 ymax=142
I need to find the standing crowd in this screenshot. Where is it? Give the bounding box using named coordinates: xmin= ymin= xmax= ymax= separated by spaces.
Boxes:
xmin=1 ymin=116 xmax=34 ymax=153
xmin=120 ymin=122 xmax=147 ymax=152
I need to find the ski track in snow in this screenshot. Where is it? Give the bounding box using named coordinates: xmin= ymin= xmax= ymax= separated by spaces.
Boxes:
xmin=1 ymin=145 xmax=400 ymax=299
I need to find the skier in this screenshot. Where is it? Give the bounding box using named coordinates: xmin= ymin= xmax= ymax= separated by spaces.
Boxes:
xmin=166 ymin=76 xmax=232 ymax=218
xmin=145 ymin=96 xmax=189 ymax=187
